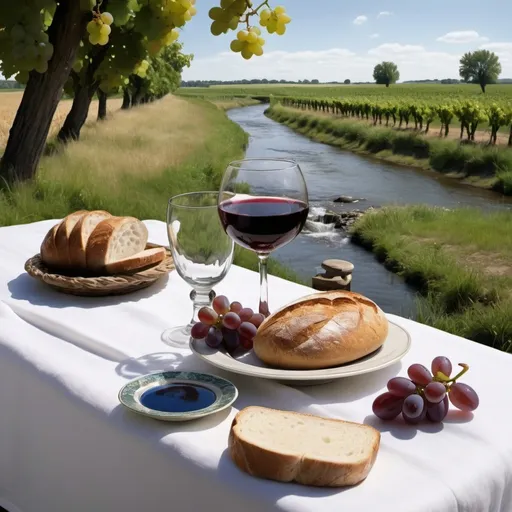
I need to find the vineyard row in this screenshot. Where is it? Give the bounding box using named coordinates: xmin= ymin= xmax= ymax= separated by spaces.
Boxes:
xmin=277 ymin=96 xmax=512 ymax=145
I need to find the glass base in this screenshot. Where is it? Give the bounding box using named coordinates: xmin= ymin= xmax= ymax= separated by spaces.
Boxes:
xmin=161 ymin=324 xmax=192 ymax=349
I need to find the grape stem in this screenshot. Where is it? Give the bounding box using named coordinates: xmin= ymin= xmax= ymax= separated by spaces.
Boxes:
xmin=446 ymin=363 xmax=469 ymax=383
xmin=242 ymin=0 xmax=270 ymax=28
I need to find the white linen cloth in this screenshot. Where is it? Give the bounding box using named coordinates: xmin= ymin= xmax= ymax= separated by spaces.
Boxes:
xmin=0 ymin=219 xmax=511 ymax=512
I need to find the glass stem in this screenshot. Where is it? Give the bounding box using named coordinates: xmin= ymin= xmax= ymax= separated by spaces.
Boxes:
xmin=187 ymin=288 xmax=216 ymax=332
xmin=258 ymin=254 xmax=270 ymax=317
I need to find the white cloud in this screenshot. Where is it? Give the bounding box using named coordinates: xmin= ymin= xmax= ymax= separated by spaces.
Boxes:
xmin=370 ymin=33 xmax=380 ymax=39
xmin=368 ymin=43 xmax=426 ymax=56
xmin=437 ymin=31 xmax=489 ymax=44
xmin=182 ymin=42 xmax=512 ymax=83
xmin=377 ymin=11 xmax=392 ymax=18
xmin=353 ymin=15 xmax=368 ymax=26
xmin=481 ymin=42 xmax=512 ymax=52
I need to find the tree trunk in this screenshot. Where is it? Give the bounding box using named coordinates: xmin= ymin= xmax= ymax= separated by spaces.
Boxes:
xmin=509 ymin=125 xmax=512 ymax=147
xmin=131 ymin=76 xmax=144 ymax=106
xmin=97 ymin=89 xmax=107 ymax=120
xmin=0 ymin=0 xmax=85 ymax=183
xmin=480 ymin=82 xmax=486 ymax=94
xmin=122 ymin=88 xmax=131 ymax=109
xmin=386 ymin=82 xmax=390 ymax=88
xmin=58 ymin=82 xmax=97 ymax=142
xmin=445 ymin=124 xmax=449 ymax=137
xmin=58 ymin=45 xmax=110 ymax=142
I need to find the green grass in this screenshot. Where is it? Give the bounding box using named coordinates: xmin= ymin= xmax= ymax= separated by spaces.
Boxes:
xmin=0 ymin=96 xmax=304 ymax=284
xmin=177 ymin=82 xmax=512 ymax=101
xmin=351 ymin=205 xmax=512 ymax=352
xmin=266 ymin=104 xmax=512 ymax=194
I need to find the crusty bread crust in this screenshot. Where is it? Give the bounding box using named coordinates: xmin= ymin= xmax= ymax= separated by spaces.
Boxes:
xmin=86 ymin=216 xmax=148 ymax=272
xmin=40 ymin=224 xmax=60 ymax=267
xmin=38 ymin=212 xmax=161 ymax=276
xmin=228 ymin=406 xmax=380 ymax=487
xmin=69 ymin=210 xmax=112 ymax=268
xmin=54 ymin=210 xmax=88 ymax=267
xmin=253 ymin=291 xmax=389 ymax=370
xmin=104 ymin=247 xmax=165 ymax=275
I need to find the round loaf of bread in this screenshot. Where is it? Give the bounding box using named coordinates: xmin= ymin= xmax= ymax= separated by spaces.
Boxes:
xmin=253 ymin=291 xmax=389 ymax=370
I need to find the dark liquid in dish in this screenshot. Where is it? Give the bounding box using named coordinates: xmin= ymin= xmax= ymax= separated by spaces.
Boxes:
xmin=140 ymin=384 xmax=217 ymax=413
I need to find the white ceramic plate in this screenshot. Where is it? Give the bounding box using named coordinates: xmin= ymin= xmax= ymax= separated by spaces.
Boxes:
xmin=190 ymin=321 xmax=411 ymax=386
xmin=118 ymin=371 xmax=238 ymax=421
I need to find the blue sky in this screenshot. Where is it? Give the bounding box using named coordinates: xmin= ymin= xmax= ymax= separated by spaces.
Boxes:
xmin=179 ymin=0 xmax=512 ymax=82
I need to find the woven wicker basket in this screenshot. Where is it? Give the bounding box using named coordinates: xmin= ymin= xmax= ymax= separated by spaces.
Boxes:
xmin=24 ymin=243 xmax=175 ymax=297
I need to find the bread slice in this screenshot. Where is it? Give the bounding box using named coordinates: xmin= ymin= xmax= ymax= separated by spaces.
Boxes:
xmin=104 ymin=247 xmax=166 ymax=275
xmin=54 ymin=210 xmax=88 ymax=267
xmin=229 ymin=407 xmax=380 ymax=487
xmin=86 ymin=216 xmax=148 ymax=272
xmin=68 ymin=210 xmax=112 ymax=268
xmin=40 ymin=224 xmax=61 ymax=268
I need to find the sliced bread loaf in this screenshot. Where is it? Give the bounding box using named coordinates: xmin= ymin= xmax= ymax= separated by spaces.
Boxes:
xmin=86 ymin=216 xmax=148 ymax=272
xmin=104 ymin=247 xmax=166 ymax=275
xmin=69 ymin=210 xmax=112 ymax=268
xmin=40 ymin=224 xmax=61 ymax=267
xmin=54 ymin=210 xmax=88 ymax=267
xmin=228 ymin=406 xmax=380 ymax=487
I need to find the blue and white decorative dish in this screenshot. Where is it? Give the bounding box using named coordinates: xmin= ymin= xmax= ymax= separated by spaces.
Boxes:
xmin=118 ymin=371 xmax=238 ymax=422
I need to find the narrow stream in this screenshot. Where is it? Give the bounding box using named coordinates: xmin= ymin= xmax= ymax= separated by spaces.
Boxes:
xmin=227 ymin=104 xmax=512 ymax=318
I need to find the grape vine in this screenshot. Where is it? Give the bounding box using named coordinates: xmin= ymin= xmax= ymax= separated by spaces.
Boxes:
xmin=279 ymin=96 xmax=512 ymax=145
xmin=0 ymin=0 xmax=291 ymax=81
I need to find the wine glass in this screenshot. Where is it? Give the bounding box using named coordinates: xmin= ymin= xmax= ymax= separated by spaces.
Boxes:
xmin=162 ymin=191 xmax=234 ymax=348
xmin=218 ymin=158 xmax=309 ymax=317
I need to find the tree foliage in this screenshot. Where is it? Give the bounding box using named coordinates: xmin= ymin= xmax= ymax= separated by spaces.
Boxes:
xmin=459 ymin=49 xmax=502 ymax=94
xmin=125 ymin=42 xmax=192 ymax=107
xmin=373 ymin=61 xmax=400 ymax=87
xmin=0 ymin=0 xmax=291 ymax=183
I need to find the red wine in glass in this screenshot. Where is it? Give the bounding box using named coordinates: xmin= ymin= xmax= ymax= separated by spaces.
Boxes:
xmin=218 ymin=196 xmax=309 ymax=253
xmin=218 ymin=158 xmax=309 ymax=317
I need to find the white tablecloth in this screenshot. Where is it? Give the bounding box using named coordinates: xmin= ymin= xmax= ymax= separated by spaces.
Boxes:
xmin=0 ymin=219 xmax=511 ymax=512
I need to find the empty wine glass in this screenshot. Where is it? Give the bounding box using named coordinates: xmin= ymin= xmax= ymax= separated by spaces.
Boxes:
xmin=161 ymin=191 xmax=234 ymax=348
xmin=218 ymin=158 xmax=309 ymax=317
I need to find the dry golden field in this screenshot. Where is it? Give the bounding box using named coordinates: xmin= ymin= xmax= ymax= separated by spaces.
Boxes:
xmin=39 ymin=94 xmax=211 ymax=185
xmin=0 ymin=91 xmax=123 ymax=149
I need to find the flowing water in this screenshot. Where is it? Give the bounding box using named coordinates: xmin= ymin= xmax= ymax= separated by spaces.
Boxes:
xmin=227 ymin=104 xmax=512 ymax=318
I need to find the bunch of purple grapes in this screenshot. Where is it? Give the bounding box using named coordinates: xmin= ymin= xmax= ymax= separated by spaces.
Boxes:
xmin=372 ymin=356 xmax=479 ymax=424
xmin=190 ymin=295 xmax=265 ymax=354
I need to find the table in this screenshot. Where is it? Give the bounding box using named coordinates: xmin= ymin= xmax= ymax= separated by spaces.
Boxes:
xmin=0 ymin=219 xmax=511 ymax=512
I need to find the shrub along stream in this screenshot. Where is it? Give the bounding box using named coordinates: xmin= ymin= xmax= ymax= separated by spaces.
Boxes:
xmin=266 ymin=105 xmax=512 ymax=195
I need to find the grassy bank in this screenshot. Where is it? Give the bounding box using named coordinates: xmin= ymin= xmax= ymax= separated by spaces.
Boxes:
xmin=352 ymin=205 xmax=512 ymax=352
xmin=0 ymin=95 xmax=301 ymax=283
xmin=207 ymin=97 xmax=261 ymax=110
xmin=266 ymin=105 xmax=512 ymax=195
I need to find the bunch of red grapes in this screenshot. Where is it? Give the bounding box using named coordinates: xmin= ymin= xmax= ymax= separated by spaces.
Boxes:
xmin=190 ymin=295 xmax=265 ymax=354
xmin=373 ymin=356 xmax=479 ymax=424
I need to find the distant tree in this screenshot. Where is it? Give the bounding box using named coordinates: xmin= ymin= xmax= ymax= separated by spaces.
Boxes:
xmin=311 ymin=79 xmax=319 ymax=84
xmin=459 ymin=49 xmax=502 ymax=93
xmin=373 ymin=61 xmax=400 ymax=87
xmin=344 ymin=78 xmax=351 ymax=84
